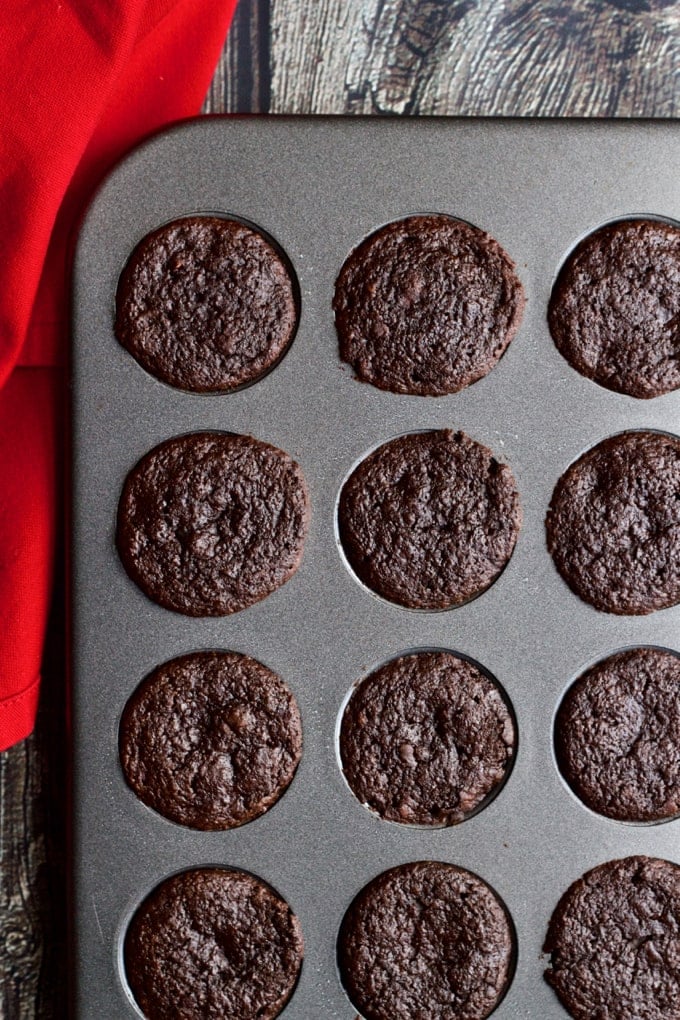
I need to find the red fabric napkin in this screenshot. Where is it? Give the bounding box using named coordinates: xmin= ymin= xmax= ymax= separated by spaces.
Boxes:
xmin=0 ymin=0 xmax=239 ymax=750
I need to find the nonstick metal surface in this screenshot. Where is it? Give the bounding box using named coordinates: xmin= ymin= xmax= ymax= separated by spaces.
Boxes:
xmin=72 ymin=116 xmax=680 ymax=1018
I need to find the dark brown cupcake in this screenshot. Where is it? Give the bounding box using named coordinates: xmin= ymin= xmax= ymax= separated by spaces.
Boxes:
xmin=555 ymin=647 xmax=680 ymax=822
xmin=546 ymin=430 xmax=680 ymax=615
xmin=544 ymin=856 xmax=680 ymax=1020
xmin=115 ymin=215 xmax=297 ymax=392
xmin=124 ymin=868 xmax=303 ymax=1020
xmin=549 ymin=219 xmax=680 ymax=398
xmin=116 ymin=431 xmax=309 ymax=616
xmin=333 ymin=214 xmax=524 ymax=396
xmin=338 ymin=429 xmax=521 ymax=609
xmin=119 ymin=651 xmax=302 ymax=830
xmin=340 ymin=651 xmax=515 ymax=825
xmin=338 ymin=861 xmax=514 ymax=1020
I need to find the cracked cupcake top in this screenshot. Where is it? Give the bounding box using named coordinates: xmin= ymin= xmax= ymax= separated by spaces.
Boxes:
xmin=338 ymin=861 xmax=514 ymax=1020
xmin=544 ymin=856 xmax=680 ymax=1020
xmin=125 ymin=868 xmax=303 ymax=1020
xmin=116 ymin=215 xmax=297 ymax=393
xmin=338 ymin=429 xmax=521 ymax=609
xmin=555 ymin=647 xmax=680 ymax=822
xmin=340 ymin=650 xmax=515 ymax=826
xmin=116 ymin=431 xmax=309 ymax=616
xmin=333 ymin=214 xmax=524 ymax=396
xmin=546 ymin=430 xmax=680 ymax=614
xmin=120 ymin=651 xmax=302 ymax=830
xmin=549 ymin=219 xmax=680 ymax=398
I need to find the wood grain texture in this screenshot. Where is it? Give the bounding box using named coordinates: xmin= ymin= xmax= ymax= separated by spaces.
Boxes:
xmin=2 ymin=0 xmax=678 ymax=1016
xmin=270 ymin=0 xmax=680 ymax=116
xmin=204 ymin=0 xmax=271 ymax=113
xmin=0 ymin=578 xmax=67 ymax=1020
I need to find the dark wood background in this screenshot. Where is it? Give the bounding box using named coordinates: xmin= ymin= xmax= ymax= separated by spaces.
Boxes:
xmin=1 ymin=0 xmax=678 ymax=1015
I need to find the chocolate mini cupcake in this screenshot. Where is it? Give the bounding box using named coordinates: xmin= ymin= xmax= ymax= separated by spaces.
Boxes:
xmin=549 ymin=219 xmax=680 ymax=398
xmin=116 ymin=431 xmax=309 ymax=616
xmin=555 ymin=647 xmax=680 ymax=823
xmin=544 ymin=856 xmax=680 ymax=1020
xmin=340 ymin=651 xmax=515 ymax=825
xmin=120 ymin=651 xmax=302 ymax=830
xmin=338 ymin=429 xmax=521 ymax=609
xmin=124 ymin=868 xmax=303 ymax=1020
xmin=338 ymin=861 xmax=514 ymax=1020
xmin=546 ymin=430 xmax=680 ymax=614
xmin=116 ymin=215 xmax=297 ymax=392
xmin=334 ymin=214 xmax=524 ymax=396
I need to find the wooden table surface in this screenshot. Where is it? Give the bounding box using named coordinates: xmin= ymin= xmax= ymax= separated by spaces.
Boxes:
xmin=1 ymin=1 xmax=677 ymax=1016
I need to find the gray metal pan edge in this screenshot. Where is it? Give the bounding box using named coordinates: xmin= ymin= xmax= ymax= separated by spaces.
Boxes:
xmin=72 ymin=116 xmax=680 ymax=1019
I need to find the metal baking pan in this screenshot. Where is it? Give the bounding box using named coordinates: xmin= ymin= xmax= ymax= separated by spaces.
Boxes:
xmin=71 ymin=116 xmax=680 ymax=1018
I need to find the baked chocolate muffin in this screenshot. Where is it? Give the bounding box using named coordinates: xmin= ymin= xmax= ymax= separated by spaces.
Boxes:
xmin=340 ymin=651 xmax=515 ymax=825
xmin=116 ymin=431 xmax=309 ymax=616
xmin=119 ymin=651 xmax=302 ymax=830
xmin=549 ymin=219 xmax=680 ymax=398
xmin=115 ymin=215 xmax=297 ymax=392
xmin=333 ymin=214 xmax=525 ymax=396
xmin=338 ymin=429 xmax=521 ymax=609
xmin=338 ymin=861 xmax=514 ymax=1020
xmin=124 ymin=867 xmax=303 ymax=1020
xmin=544 ymin=856 xmax=680 ymax=1020
xmin=546 ymin=430 xmax=680 ymax=614
xmin=555 ymin=647 xmax=680 ymax=822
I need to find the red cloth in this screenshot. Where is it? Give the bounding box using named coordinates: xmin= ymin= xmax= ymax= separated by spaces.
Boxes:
xmin=0 ymin=0 xmax=238 ymax=750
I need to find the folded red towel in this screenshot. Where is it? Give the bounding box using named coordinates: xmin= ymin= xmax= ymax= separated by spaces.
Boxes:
xmin=0 ymin=0 xmax=238 ymax=750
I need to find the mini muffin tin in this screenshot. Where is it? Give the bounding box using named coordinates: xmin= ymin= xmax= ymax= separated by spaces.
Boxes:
xmin=71 ymin=117 xmax=680 ymax=1019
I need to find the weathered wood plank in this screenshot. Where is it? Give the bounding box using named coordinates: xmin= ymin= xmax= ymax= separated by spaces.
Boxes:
xmin=204 ymin=0 xmax=272 ymax=113
xmin=270 ymin=0 xmax=680 ymax=116
xmin=0 ymin=577 xmax=67 ymax=1020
